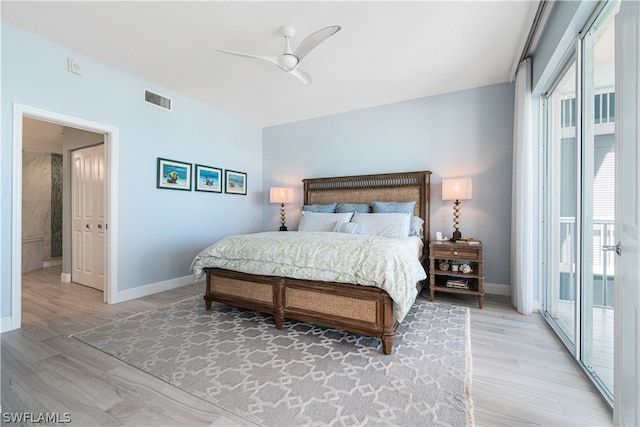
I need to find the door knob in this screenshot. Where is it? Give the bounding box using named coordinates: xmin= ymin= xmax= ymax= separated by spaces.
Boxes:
xmin=85 ymin=224 xmax=91 ymax=230
xmin=98 ymin=224 xmax=102 ymax=230
xmin=602 ymin=242 xmax=621 ymax=256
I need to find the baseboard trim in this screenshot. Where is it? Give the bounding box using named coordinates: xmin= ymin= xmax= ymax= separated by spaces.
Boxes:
xmin=61 ymin=273 xmax=71 ymax=283
xmin=109 ymin=275 xmax=195 ymax=304
xmin=484 ymin=282 xmax=511 ymax=296
xmin=1 ymin=316 xmax=16 ymax=333
xmin=43 ymin=259 xmax=62 ymax=268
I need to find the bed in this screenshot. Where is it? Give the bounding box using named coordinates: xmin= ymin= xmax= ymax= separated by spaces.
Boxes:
xmin=191 ymin=171 xmax=431 ymax=354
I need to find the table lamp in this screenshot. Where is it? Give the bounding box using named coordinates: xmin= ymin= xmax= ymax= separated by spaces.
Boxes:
xmin=270 ymin=187 xmax=294 ymax=231
xmin=442 ymin=177 xmax=472 ymax=241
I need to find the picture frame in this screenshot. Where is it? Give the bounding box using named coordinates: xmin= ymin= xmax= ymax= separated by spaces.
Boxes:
xmin=195 ymin=164 xmax=222 ymax=193
xmin=225 ymin=169 xmax=247 ymax=195
xmin=157 ymin=158 xmax=192 ymax=191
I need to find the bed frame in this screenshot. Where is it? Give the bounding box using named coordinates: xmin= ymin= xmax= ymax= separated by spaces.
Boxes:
xmin=203 ymin=170 xmax=431 ymax=354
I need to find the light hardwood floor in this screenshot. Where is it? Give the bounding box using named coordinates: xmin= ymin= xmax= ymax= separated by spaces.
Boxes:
xmin=2 ymin=267 xmax=613 ymax=426
xmin=438 ymin=293 xmax=613 ymax=427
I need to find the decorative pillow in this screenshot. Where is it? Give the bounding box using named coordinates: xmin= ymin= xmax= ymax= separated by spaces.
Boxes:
xmin=351 ymin=212 xmax=412 ymax=238
xmin=411 ymin=215 xmax=425 ymax=238
xmin=371 ymin=200 xmax=416 ymax=214
xmin=301 ymin=203 xmax=337 ymax=213
xmin=335 ymin=203 xmax=371 ymax=213
xmin=332 ymin=221 xmax=362 ymax=234
xmin=298 ymin=211 xmax=354 ymax=232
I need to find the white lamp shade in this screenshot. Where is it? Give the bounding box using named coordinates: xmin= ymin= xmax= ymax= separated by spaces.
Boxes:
xmin=270 ymin=187 xmax=294 ymax=204
xmin=442 ymin=177 xmax=473 ymax=201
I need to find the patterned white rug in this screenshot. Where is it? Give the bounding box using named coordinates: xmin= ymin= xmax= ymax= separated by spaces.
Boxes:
xmin=74 ymin=295 xmax=474 ymax=426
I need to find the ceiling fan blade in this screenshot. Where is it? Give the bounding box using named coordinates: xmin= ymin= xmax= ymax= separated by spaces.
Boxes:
xmin=217 ymin=49 xmax=279 ymax=66
xmin=288 ymin=68 xmax=312 ymax=86
xmin=294 ymin=25 xmax=341 ymax=62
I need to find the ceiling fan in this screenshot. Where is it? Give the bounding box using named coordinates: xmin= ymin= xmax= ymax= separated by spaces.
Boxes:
xmin=218 ymin=25 xmax=341 ymax=86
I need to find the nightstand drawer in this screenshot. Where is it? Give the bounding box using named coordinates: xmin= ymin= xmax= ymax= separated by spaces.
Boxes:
xmin=431 ymin=245 xmax=480 ymax=259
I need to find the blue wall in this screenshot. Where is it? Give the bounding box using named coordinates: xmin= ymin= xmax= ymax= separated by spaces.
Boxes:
xmin=1 ymin=24 xmax=263 ymax=318
xmin=263 ymin=83 xmax=515 ymax=287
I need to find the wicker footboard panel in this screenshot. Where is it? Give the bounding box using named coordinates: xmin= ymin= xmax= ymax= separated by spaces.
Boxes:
xmin=203 ymin=268 xmax=403 ymax=355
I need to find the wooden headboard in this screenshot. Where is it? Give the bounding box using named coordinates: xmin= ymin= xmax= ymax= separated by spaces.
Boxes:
xmin=302 ymin=171 xmax=432 ymax=252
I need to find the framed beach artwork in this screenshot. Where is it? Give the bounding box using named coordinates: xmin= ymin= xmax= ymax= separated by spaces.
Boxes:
xmin=225 ymin=169 xmax=247 ymax=195
xmin=157 ymin=158 xmax=192 ymax=191
xmin=195 ymin=164 xmax=222 ymax=193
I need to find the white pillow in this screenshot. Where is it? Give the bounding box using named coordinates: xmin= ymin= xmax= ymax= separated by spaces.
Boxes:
xmin=351 ymin=212 xmax=412 ymax=238
xmin=298 ymin=211 xmax=354 ymax=232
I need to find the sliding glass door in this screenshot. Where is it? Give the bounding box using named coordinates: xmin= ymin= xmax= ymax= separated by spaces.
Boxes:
xmin=545 ymin=60 xmax=578 ymax=347
xmin=542 ymin=0 xmax=618 ymax=405
xmin=581 ymin=1 xmax=618 ymax=401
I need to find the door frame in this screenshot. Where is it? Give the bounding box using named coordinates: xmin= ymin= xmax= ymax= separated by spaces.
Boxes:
xmin=10 ymin=103 xmax=119 ymax=330
xmin=614 ymin=1 xmax=640 ymax=423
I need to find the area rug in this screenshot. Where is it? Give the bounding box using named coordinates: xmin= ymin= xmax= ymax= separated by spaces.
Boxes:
xmin=73 ymin=296 xmax=474 ymax=426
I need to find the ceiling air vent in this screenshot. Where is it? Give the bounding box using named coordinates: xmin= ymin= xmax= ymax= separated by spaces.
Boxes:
xmin=144 ymin=89 xmax=172 ymax=111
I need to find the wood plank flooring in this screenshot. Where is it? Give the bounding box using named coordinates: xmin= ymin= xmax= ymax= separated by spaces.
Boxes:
xmin=438 ymin=292 xmax=613 ymax=427
xmin=2 ymin=267 xmax=613 ymax=426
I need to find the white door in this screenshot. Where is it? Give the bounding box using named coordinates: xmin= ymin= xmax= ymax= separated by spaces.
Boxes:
xmin=614 ymin=1 xmax=640 ymax=424
xmin=71 ymin=144 xmax=105 ymax=290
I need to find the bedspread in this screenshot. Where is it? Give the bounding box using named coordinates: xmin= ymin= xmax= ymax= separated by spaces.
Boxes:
xmin=190 ymin=231 xmax=427 ymax=322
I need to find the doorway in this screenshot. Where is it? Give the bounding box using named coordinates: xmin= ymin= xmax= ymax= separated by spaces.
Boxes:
xmin=21 ymin=119 xmax=105 ymax=291
xmin=10 ymin=104 xmax=119 ymax=331
xmin=541 ymin=0 xmax=619 ymax=406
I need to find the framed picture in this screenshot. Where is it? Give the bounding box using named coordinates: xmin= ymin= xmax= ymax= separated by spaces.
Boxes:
xmin=195 ymin=164 xmax=222 ymax=193
xmin=225 ymin=169 xmax=247 ymax=195
xmin=157 ymin=158 xmax=192 ymax=191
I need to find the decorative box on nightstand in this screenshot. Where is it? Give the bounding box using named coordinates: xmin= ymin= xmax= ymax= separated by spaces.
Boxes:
xmin=429 ymin=240 xmax=484 ymax=308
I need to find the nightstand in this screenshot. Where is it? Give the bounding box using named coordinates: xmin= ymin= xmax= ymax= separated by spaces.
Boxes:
xmin=429 ymin=240 xmax=484 ymax=308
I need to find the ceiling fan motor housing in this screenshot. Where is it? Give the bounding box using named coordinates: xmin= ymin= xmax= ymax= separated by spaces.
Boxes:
xmin=278 ymin=54 xmax=299 ymax=71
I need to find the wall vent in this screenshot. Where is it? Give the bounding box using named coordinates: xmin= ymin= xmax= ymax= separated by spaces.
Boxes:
xmin=144 ymin=89 xmax=172 ymax=111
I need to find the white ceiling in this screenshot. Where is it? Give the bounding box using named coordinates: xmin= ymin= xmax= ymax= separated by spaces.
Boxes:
xmin=3 ymin=1 xmax=539 ymax=128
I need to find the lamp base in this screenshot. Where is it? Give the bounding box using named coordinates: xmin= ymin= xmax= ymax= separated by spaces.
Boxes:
xmin=279 ymin=202 xmax=288 ymax=231
xmin=449 ymin=230 xmax=462 ymax=242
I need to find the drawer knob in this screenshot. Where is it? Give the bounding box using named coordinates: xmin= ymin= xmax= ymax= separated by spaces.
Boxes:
xmin=453 ymin=250 xmax=458 ymax=256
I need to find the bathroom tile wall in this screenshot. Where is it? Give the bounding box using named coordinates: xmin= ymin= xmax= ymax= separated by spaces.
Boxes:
xmin=22 ymin=151 xmax=52 ymax=260
xmin=51 ymin=153 xmax=63 ymax=258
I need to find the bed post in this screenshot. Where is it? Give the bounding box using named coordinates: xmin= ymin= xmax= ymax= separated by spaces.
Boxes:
xmin=273 ymin=280 xmax=285 ymax=329
xmin=204 ymin=271 xmax=213 ymax=310
xmin=381 ymin=295 xmax=396 ymax=355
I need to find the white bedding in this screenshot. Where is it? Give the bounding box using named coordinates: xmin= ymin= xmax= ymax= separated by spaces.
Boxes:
xmin=190 ymin=231 xmax=426 ymax=322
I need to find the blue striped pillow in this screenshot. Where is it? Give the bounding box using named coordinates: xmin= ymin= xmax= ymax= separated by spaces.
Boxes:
xmin=302 ymin=203 xmax=337 ymax=213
